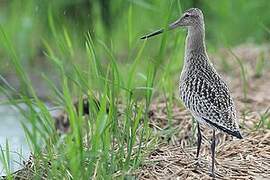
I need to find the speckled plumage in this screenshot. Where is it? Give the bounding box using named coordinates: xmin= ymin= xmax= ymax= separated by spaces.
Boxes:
xmin=179 ymin=51 xmax=241 ymax=138
xmin=141 ymin=7 xmax=243 ymax=177
xmin=178 ymin=8 xmax=242 ymax=138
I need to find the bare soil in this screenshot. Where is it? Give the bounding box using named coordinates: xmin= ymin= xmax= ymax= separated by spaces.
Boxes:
xmin=137 ymin=101 xmax=270 ymax=179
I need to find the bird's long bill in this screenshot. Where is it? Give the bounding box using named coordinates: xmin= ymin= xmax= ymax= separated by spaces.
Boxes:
xmin=140 ymin=18 xmax=181 ymax=39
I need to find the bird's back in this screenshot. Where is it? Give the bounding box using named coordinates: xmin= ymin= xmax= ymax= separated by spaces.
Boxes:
xmin=179 ymin=51 xmax=242 ymax=138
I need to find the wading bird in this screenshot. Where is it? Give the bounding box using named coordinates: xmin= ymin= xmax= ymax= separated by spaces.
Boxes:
xmin=141 ymin=8 xmax=242 ymax=177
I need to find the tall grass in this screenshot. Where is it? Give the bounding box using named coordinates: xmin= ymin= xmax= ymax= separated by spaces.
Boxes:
xmin=228 ymin=49 xmax=248 ymax=102
xmin=2 ymin=0 xmax=270 ymax=75
xmin=1 ymin=0 xmax=270 ymax=178
xmin=0 ymin=1 xmax=186 ymax=178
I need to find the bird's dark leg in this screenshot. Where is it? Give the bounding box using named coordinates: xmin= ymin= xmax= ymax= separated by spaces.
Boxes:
xmin=210 ymin=130 xmax=216 ymax=177
xmin=196 ymin=123 xmax=202 ymax=160
xmin=194 ymin=123 xmax=202 ymax=170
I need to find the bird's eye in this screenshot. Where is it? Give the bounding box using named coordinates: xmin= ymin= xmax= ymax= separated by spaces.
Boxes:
xmin=184 ymin=14 xmax=190 ymax=18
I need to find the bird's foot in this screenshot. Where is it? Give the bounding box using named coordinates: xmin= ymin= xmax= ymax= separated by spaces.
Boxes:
xmin=195 ymin=158 xmax=202 ymax=167
xmin=209 ymin=172 xmax=216 ymax=179
xmin=193 ymin=158 xmax=202 ymax=173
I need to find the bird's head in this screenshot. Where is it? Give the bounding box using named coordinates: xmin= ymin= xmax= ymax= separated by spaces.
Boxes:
xmin=141 ymin=8 xmax=204 ymax=39
xmin=171 ymin=8 xmax=204 ymax=28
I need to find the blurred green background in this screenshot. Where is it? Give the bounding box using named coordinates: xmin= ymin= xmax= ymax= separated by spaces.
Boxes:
xmin=1 ymin=0 xmax=270 ymax=89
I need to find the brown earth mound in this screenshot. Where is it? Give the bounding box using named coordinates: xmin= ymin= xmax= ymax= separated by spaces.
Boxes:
xmin=137 ymin=101 xmax=270 ymax=179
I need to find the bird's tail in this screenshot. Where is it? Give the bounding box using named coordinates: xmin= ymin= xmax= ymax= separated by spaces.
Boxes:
xmin=232 ymin=130 xmax=243 ymax=139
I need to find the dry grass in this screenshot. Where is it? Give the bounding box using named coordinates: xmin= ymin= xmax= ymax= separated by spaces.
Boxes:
xmin=137 ymin=133 xmax=270 ymax=180
xmin=7 ymin=100 xmax=270 ymax=179
xmin=137 ymin=100 xmax=270 ymax=179
xmin=137 ymin=46 xmax=270 ymax=179
xmin=3 ymin=44 xmax=270 ymax=179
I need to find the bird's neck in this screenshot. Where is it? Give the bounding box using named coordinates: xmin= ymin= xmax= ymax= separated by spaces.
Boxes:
xmin=181 ymin=24 xmax=209 ymax=77
xmin=185 ymin=25 xmax=206 ymax=54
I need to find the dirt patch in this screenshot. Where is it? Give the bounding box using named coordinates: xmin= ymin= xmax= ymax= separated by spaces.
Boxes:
xmin=213 ymin=43 xmax=270 ymax=113
xmin=138 ymin=132 xmax=270 ymax=179
xmin=137 ymin=100 xmax=270 ymax=179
